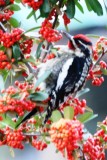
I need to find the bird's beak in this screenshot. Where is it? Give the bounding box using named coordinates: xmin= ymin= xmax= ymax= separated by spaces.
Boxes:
xmin=61 ymin=31 xmax=72 ymax=40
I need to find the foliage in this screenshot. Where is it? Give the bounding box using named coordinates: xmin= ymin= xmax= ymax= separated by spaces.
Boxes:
xmin=0 ymin=0 xmax=107 ymax=159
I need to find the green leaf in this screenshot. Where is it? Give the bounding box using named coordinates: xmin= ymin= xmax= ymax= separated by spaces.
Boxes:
xmin=50 ymin=0 xmax=58 ymax=4
xmin=0 ymin=46 xmax=5 ymax=51
xmin=34 ymin=70 xmax=52 ymax=89
xmin=76 ymin=88 xmax=90 ymax=97
xmin=27 ymin=10 xmax=34 ymax=19
xmin=78 ymin=112 xmax=98 ymax=123
xmin=0 ymin=75 xmax=4 ymax=90
xmin=11 ymin=92 xmax=21 ymax=99
xmin=23 ymin=56 xmax=36 ymax=64
xmin=0 ymin=69 xmax=9 ymax=83
xmin=86 ymin=34 xmax=101 ymax=38
xmin=26 ymin=73 xmax=34 ymax=82
xmin=74 ymin=17 xmax=82 ymax=23
xmin=29 ymin=91 xmax=49 ymax=101
xmin=65 ymin=0 xmax=75 ymax=19
xmin=15 ymin=0 xmax=21 ymax=3
xmin=24 ymin=26 xmax=40 ymax=34
xmin=64 ymin=106 xmax=74 ymax=119
xmin=86 ymin=0 xmax=103 ymax=16
xmin=41 ymin=0 xmax=50 ymax=13
xmin=27 ymin=10 xmax=37 ymax=21
xmin=101 ymin=68 xmax=107 ymax=75
xmin=85 ymin=0 xmax=92 ymax=11
xmin=12 ymin=43 xmax=21 ymax=61
xmin=36 ymin=41 xmax=44 ymax=59
xmin=9 ymin=147 xmax=15 ymax=158
xmin=86 ymin=106 xmax=93 ymax=112
xmin=1 ymin=114 xmax=15 ymax=129
xmin=103 ymin=0 xmax=107 ymax=13
xmin=74 ymin=0 xmax=84 ymax=13
xmin=5 ymin=0 xmax=10 ymax=5
xmin=9 ymin=17 xmax=20 ymax=28
xmin=40 ymin=7 xmax=49 ymax=18
xmin=34 ymin=115 xmax=42 ymax=128
xmin=51 ymin=110 xmax=62 ymax=122
xmin=15 ymin=116 xmax=24 ymax=128
xmin=9 ymin=4 xmax=21 ymax=11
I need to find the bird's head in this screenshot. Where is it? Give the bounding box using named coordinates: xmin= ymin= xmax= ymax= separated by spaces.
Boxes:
xmin=62 ymin=31 xmax=93 ymax=57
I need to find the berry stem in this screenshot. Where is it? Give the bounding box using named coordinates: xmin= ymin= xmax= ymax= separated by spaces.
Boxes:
xmin=52 ymin=0 xmax=63 ymax=29
xmin=23 ymin=132 xmax=49 ymax=137
xmin=0 ymin=22 xmax=7 ymax=32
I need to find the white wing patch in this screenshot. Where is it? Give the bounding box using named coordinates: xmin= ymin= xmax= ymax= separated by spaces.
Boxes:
xmin=56 ymin=58 xmax=73 ymax=90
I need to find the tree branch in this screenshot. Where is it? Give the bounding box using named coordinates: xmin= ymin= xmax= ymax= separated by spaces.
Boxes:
xmin=0 ymin=22 xmax=7 ymax=32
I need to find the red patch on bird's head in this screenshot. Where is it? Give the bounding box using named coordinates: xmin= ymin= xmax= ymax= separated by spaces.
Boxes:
xmin=67 ymin=34 xmax=92 ymax=51
xmin=74 ymin=34 xmax=91 ymax=43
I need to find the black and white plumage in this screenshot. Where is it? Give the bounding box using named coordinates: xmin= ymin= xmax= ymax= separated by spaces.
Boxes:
xmin=17 ymin=31 xmax=93 ymax=127
xmin=44 ymin=32 xmax=93 ymax=122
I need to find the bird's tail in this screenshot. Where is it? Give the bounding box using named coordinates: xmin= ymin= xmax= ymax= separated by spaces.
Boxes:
xmin=44 ymin=101 xmax=53 ymax=124
xmin=44 ymin=90 xmax=58 ymax=123
xmin=15 ymin=108 xmax=38 ymax=128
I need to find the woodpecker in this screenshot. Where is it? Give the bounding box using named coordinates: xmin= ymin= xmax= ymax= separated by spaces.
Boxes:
xmin=16 ymin=31 xmax=93 ymax=127
xmin=44 ymin=31 xmax=93 ymax=123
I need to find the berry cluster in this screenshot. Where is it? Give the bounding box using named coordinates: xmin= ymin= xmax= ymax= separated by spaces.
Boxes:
xmin=20 ymin=39 xmax=33 ymax=54
xmin=22 ymin=0 xmax=43 ymax=10
xmin=0 ymin=28 xmax=23 ymax=47
xmin=48 ymin=8 xmax=56 ymax=21
xmin=63 ymin=13 xmax=70 ymax=26
xmin=0 ymin=0 xmax=5 ymax=6
xmin=60 ymin=97 xmax=86 ymax=116
xmin=93 ymin=36 xmax=107 ymax=61
xmin=93 ymin=37 xmax=106 ymax=61
xmin=32 ymin=140 xmax=47 ymax=150
xmin=39 ymin=19 xmax=62 ymax=42
xmin=43 ymin=53 xmax=55 ymax=62
xmin=92 ymin=76 xmax=104 ymax=86
xmin=10 ymin=0 xmax=14 ymax=3
xmin=49 ymin=118 xmax=83 ymax=159
xmin=83 ymin=117 xmax=107 ymax=160
xmin=83 ymin=136 xmax=105 ymax=160
xmin=100 ymin=60 xmax=107 ymax=69
xmin=0 ymin=95 xmax=36 ymax=116
xmin=14 ymin=80 xmax=34 ymax=91
xmin=0 ymin=10 xmax=14 ymax=22
xmin=0 ymin=83 xmax=36 ymax=116
xmin=94 ymin=117 xmax=107 ymax=144
xmin=87 ymin=66 xmax=105 ymax=86
xmin=0 ymin=0 xmax=14 ymax=6
xmin=0 ymin=50 xmax=12 ymax=69
xmin=5 ymin=127 xmax=24 ymax=149
xmin=87 ymin=37 xmax=107 ymax=86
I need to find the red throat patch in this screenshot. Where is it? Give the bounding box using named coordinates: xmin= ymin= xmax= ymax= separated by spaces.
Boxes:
xmin=68 ymin=40 xmax=75 ymax=50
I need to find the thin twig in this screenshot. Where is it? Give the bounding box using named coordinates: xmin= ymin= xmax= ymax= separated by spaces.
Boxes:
xmin=52 ymin=0 xmax=63 ymax=29
xmin=23 ymin=132 xmax=49 ymax=137
xmin=0 ymin=22 xmax=7 ymax=32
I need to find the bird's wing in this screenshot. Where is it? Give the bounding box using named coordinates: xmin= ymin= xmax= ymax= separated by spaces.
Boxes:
xmin=51 ymin=56 xmax=87 ymax=109
xmin=37 ymin=53 xmax=75 ymax=93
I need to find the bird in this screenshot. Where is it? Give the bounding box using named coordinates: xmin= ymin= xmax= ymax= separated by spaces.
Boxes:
xmin=16 ymin=31 xmax=93 ymax=127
